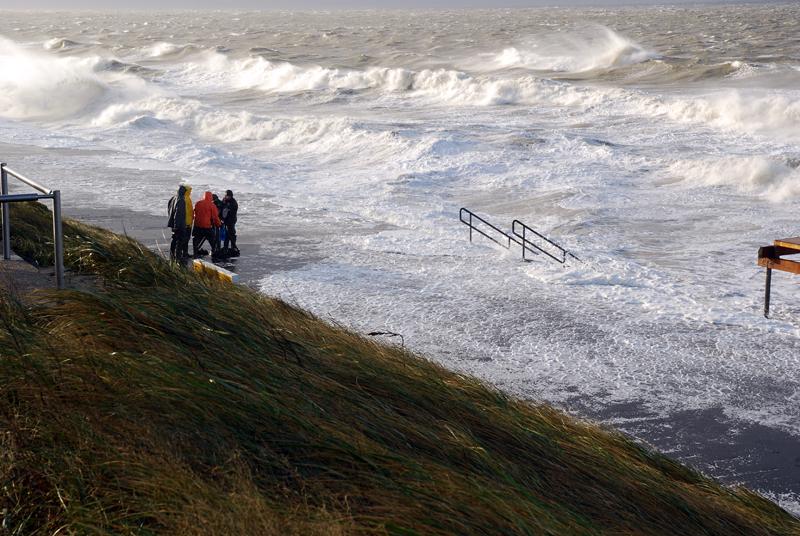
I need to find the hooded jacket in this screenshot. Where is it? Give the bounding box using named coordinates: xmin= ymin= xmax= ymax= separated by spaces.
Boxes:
xmin=168 ymin=185 xmax=185 ymax=230
xmin=194 ymin=191 xmax=221 ymax=229
xmin=183 ymin=185 xmax=194 ymax=227
xmin=222 ymin=196 xmax=238 ymax=224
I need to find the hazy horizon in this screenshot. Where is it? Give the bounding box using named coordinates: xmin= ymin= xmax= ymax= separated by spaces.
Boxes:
xmin=0 ymin=0 xmax=773 ymax=10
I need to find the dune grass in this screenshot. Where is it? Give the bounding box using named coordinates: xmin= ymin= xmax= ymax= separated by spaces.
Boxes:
xmin=1 ymin=201 xmax=799 ymax=535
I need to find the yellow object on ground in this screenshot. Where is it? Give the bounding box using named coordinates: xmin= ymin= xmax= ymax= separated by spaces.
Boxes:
xmin=192 ymin=259 xmax=239 ymax=284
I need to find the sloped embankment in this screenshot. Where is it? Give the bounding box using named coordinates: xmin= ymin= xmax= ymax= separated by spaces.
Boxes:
xmin=1 ymin=202 xmax=798 ymax=535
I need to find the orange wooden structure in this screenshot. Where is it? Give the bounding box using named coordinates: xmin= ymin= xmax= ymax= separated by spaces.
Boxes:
xmin=757 ymin=237 xmax=800 ymax=317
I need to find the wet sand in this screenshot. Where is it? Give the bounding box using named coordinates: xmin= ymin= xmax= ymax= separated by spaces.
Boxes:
xmin=569 ymin=397 xmax=800 ymax=507
xmin=61 ymin=205 xmax=325 ymax=288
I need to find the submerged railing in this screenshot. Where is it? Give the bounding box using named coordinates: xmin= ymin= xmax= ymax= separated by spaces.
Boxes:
xmin=0 ymin=163 xmax=64 ymax=289
xmin=459 ymin=207 xmax=529 ymax=253
xmin=459 ymin=207 xmax=578 ymax=265
xmin=512 ymin=219 xmax=580 ymax=264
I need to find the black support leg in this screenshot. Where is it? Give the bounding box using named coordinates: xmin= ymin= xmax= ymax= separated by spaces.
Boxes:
xmin=764 ymin=268 xmax=772 ymax=318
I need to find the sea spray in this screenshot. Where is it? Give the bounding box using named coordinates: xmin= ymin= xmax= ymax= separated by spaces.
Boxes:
xmin=493 ymin=25 xmax=658 ymax=72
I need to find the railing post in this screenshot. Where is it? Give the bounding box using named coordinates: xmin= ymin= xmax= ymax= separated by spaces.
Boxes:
xmin=52 ymin=190 xmax=65 ymax=289
xmin=469 ymin=213 xmax=472 ymax=243
xmin=1 ymin=163 xmax=10 ymax=260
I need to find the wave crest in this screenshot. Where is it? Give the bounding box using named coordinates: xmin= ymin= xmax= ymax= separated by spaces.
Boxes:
xmin=0 ymin=37 xmax=109 ymax=120
xmin=43 ymin=38 xmax=83 ymax=51
xmin=653 ymin=90 xmax=800 ymax=140
xmin=188 ymin=53 xmax=597 ymax=107
xmin=669 ymin=156 xmax=800 ymax=200
xmin=494 ymin=27 xmax=657 ymax=73
xmin=91 ymin=96 xmax=421 ymax=164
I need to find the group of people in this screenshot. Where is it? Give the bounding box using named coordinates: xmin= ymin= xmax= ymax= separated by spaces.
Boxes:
xmin=168 ymin=184 xmax=239 ymax=261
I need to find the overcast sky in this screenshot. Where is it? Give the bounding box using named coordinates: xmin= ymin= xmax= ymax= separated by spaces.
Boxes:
xmin=0 ymin=0 xmax=764 ymax=9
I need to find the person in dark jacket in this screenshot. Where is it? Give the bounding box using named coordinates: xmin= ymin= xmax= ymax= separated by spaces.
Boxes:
xmin=221 ymin=189 xmax=238 ymax=256
xmin=168 ymin=184 xmax=192 ymax=260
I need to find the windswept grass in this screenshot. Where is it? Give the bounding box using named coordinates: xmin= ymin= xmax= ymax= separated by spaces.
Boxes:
xmin=1 ymin=201 xmax=799 ymax=534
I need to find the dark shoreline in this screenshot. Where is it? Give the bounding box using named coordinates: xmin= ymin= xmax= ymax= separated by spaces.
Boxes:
xmin=61 ymin=205 xmax=324 ymax=287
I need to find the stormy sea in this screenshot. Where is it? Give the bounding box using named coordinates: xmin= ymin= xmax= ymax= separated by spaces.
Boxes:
xmin=1 ymin=4 xmax=799 ymax=513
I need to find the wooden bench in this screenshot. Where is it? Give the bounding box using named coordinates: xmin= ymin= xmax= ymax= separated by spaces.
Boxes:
xmin=757 ymin=237 xmax=800 ymax=317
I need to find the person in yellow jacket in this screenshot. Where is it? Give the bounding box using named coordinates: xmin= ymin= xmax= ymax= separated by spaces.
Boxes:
xmin=181 ymin=185 xmax=193 ymax=259
xmin=167 ymin=184 xmax=194 ymax=260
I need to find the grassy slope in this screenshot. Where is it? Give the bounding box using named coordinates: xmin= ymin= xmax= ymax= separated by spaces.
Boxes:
xmin=1 ymin=202 xmax=798 ymax=535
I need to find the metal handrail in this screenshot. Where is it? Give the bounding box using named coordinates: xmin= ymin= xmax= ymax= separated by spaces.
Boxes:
xmin=1 ymin=163 xmax=65 ymax=289
xmin=459 ymin=207 xmax=533 ymax=254
xmin=4 ymin=166 xmax=51 ymax=194
xmin=458 ymin=207 xmax=580 ymax=265
xmin=511 ymin=219 xmax=580 ymax=264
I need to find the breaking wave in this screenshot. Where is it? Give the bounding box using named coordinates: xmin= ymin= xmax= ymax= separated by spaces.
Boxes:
xmin=0 ymin=37 xmax=111 ymax=120
xmin=0 ymin=36 xmax=152 ymax=121
xmin=145 ymin=41 xmax=202 ymax=59
xmin=91 ymin=96 xmax=423 ymax=164
xmin=493 ymin=26 xmax=657 ymax=73
xmin=186 ymin=52 xmax=616 ymax=107
xmin=43 ymin=37 xmax=84 ymax=51
xmin=646 ymin=90 xmax=800 ymax=140
xmin=669 ymin=156 xmax=800 ymax=200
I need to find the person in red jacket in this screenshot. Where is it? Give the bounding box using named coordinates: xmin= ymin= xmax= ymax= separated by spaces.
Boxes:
xmin=192 ymin=191 xmax=221 ymax=257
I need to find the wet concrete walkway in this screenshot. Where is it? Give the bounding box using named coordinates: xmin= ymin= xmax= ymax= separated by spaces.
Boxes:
xmin=0 ymin=243 xmax=55 ymax=299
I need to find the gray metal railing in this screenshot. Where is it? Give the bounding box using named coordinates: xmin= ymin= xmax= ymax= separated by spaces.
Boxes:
xmin=459 ymin=207 xmax=533 ymax=254
xmin=459 ymin=207 xmax=579 ymax=265
xmin=512 ymin=219 xmax=580 ymax=264
xmin=1 ymin=163 xmax=64 ymax=289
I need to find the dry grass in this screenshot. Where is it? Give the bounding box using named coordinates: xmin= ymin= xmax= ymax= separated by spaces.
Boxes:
xmin=0 ymin=201 xmax=798 ymax=535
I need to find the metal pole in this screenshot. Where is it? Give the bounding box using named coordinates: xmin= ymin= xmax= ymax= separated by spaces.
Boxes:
xmin=469 ymin=213 xmax=472 ymax=243
xmin=522 ymin=226 xmax=526 ymax=261
xmin=52 ymin=190 xmax=64 ymax=290
xmin=764 ymin=267 xmax=772 ymax=318
xmin=1 ymin=163 xmax=10 ymax=260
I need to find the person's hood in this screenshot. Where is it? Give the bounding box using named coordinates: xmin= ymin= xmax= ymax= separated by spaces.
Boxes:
xmin=177 ymin=185 xmax=185 ymax=197
xmin=184 ymin=185 xmax=192 ymax=195
xmin=204 ymin=191 xmax=213 ymax=203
